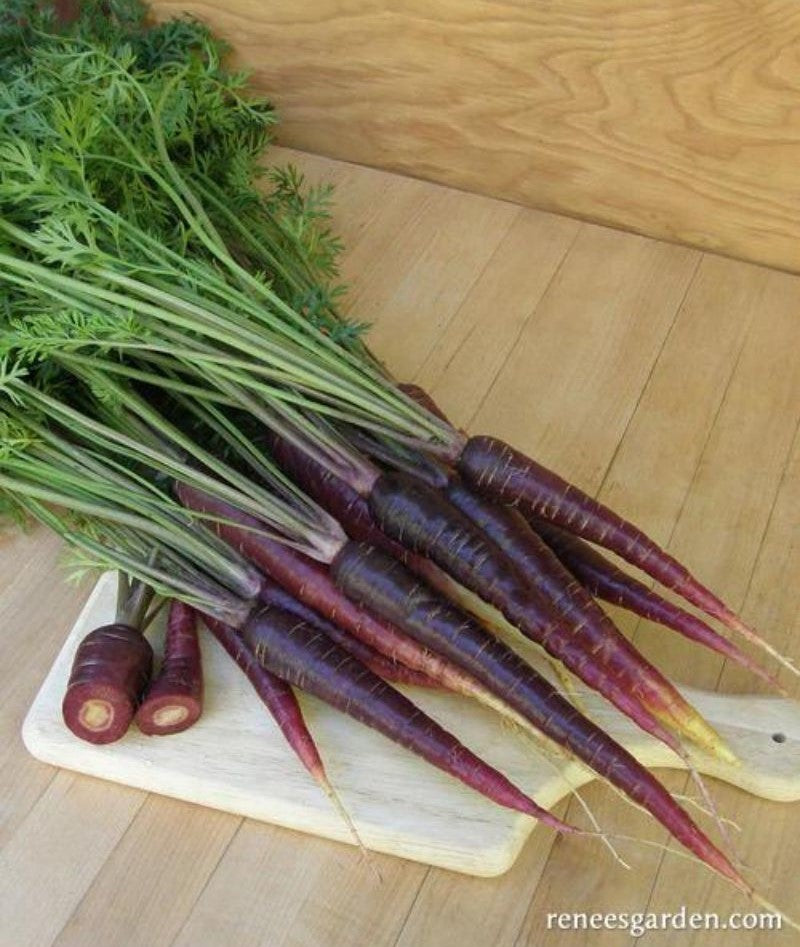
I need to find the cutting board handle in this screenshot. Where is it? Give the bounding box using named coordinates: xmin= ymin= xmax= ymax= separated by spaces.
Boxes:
xmin=537 ymin=687 xmax=800 ymax=810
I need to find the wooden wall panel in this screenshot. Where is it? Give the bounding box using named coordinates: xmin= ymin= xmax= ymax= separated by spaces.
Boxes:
xmin=152 ymin=0 xmax=800 ymax=273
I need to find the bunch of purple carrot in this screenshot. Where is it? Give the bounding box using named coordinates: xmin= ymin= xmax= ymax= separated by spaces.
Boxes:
xmin=2 ymin=2 xmax=793 ymax=918
xmin=62 ymin=380 xmax=793 ymax=898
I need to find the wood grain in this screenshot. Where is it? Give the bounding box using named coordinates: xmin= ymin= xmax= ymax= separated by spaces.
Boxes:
xmin=517 ymin=258 xmax=800 ymax=946
xmin=152 ymin=1 xmax=800 ymax=274
xmin=1 ymin=148 xmax=799 ymax=946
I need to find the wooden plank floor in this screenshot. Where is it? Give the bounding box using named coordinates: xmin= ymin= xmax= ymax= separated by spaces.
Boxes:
xmin=1 ymin=147 xmax=798 ymax=947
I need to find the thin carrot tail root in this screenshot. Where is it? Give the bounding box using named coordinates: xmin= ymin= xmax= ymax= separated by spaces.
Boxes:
xmin=503 ymin=716 xmax=630 ymax=867
xmin=573 ymin=796 xmax=631 ymax=871
xmin=681 ymin=750 xmax=743 ymax=870
xmin=636 ymin=693 xmax=740 ymax=862
xmin=533 ymin=521 xmax=787 ymax=694
xmin=668 ymin=578 xmax=797 ymax=678
xmin=607 ymin=833 xmax=751 ymax=896
xmin=317 ymin=772 xmax=379 ymax=878
xmin=672 ymin=794 xmax=741 ymax=833
xmin=694 ymin=621 xmax=788 ymax=692
xmin=725 ymin=651 xmax=788 ymax=696
xmin=526 ymin=803 xmax=585 ymax=835
xmin=723 ymin=614 xmax=800 ymax=678
xmin=750 ymin=894 xmax=800 ymax=935
xmin=531 ymin=742 xmax=630 ymax=869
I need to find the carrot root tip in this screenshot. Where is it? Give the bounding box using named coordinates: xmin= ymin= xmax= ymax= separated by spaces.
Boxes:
xmin=749 ymin=894 xmax=800 ymax=934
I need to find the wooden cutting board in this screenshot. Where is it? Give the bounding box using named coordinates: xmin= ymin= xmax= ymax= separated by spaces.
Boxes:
xmin=22 ymin=572 xmax=800 ymax=877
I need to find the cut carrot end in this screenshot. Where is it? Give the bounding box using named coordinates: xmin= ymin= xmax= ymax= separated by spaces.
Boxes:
xmin=153 ymin=705 xmax=190 ymax=727
xmin=135 ymin=696 xmax=202 ymax=736
xmin=63 ymin=684 xmax=135 ymax=744
xmin=79 ymin=699 xmax=115 ymax=732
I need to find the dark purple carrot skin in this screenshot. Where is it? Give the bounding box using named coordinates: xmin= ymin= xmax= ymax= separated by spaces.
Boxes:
xmin=242 ymin=603 xmax=575 ymax=831
xmin=257 ymin=578 xmax=442 ymax=689
xmin=270 ymin=435 xmax=398 ymax=557
xmin=533 ymin=521 xmax=782 ymax=691
xmin=269 ymin=433 xmax=406 ymax=554
xmin=179 ymin=468 xmax=741 ymax=884
xmin=367 ymin=471 xmax=720 ymax=755
xmin=340 ymin=424 xmax=450 ymax=489
xmin=441 ymin=479 xmax=723 ymax=743
xmin=270 ymin=432 xmax=457 ymax=585
xmin=179 ymin=472 xmax=706 ymax=752
xmin=62 ymin=624 xmax=153 ymax=745
xmin=402 ymin=392 xmax=776 ymax=675
xmin=457 ymin=435 xmax=740 ymax=629
xmin=268 ymin=432 xmax=492 ymax=614
xmin=136 ymin=601 xmax=204 ymax=736
xmin=398 ymin=383 xmax=450 ymax=423
xmin=201 ymin=614 xmax=326 ymax=780
xmin=331 ymin=541 xmax=744 ymax=887
xmin=176 ymin=483 xmax=484 ymax=696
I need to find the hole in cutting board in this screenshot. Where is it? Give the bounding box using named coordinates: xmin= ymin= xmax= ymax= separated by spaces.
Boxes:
xmin=772 ymin=732 xmax=787 ymax=744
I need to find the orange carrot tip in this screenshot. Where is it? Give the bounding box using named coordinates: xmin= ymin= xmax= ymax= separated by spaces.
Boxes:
xmin=662 ymin=707 xmax=738 ymax=766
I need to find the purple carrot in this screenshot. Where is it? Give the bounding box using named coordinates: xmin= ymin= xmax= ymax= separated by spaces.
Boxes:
xmin=456 ymin=435 xmax=794 ymax=675
xmin=442 ymin=478 xmax=734 ymax=757
xmin=331 ymin=541 xmax=748 ymax=891
xmin=532 ymin=521 xmax=783 ymax=692
xmin=202 ymin=613 xmax=365 ymax=846
xmin=258 ymin=577 xmax=441 ymax=688
xmin=242 ymin=602 xmax=578 ymax=831
xmin=62 ymin=624 xmax=153 ymax=744
xmin=269 ymin=430 xmax=555 ymax=640
xmin=268 ymin=432 xmax=408 ymax=554
xmin=62 ymin=577 xmax=154 ymax=744
xmin=267 ymin=397 xmax=729 ymax=756
xmin=175 ymin=482 xmax=511 ymax=705
xmin=440 ymin=483 xmax=741 ymax=850
xmin=268 ymin=433 xmax=679 ymax=737
xmin=136 ymin=601 xmax=203 ymax=736
xmin=368 ymin=471 xmax=730 ymax=761
xmin=177 ymin=481 xmax=748 ymax=887
xmin=267 ymin=435 xmax=593 ymax=724
xmin=398 ymin=383 xmax=450 ymax=423
xmin=201 ymin=614 xmax=327 ymax=779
